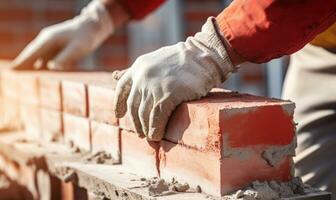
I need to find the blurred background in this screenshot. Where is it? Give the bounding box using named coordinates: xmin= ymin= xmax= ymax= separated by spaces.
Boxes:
xmin=0 ymin=0 xmax=288 ymax=98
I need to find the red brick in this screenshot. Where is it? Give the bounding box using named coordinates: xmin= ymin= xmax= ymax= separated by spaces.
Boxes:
xmin=165 ymin=91 xmax=295 ymax=153
xmin=63 ymin=114 xmax=91 ymax=151
xmin=1 ymin=69 xmax=19 ymax=99
xmin=40 ymin=108 xmax=63 ymax=142
xmin=100 ymin=55 xmax=129 ymax=70
xmin=91 ymin=121 xmax=120 ymax=162
xmin=159 ymin=140 xmax=293 ymax=196
xmin=0 ymin=8 xmax=33 ymax=21
xmin=104 ymin=35 xmax=128 ymax=45
xmin=62 ymin=80 xmax=88 ymax=117
xmin=17 ymin=72 xmax=40 ymax=105
xmin=88 ymin=84 xmax=118 ymax=125
xmin=61 ymin=182 xmax=74 ymax=200
xmin=121 ymin=130 xmax=159 ymax=177
xmin=0 ymin=155 xmax=20 ymax=182
xmin=19 ymin=165 xmax=38 ymax=200
xmin=0 ymin=31 xmax=14 ymax=44
xmin=1 ymin=97 xmax=21 ymax=130
xmin=44 ymin=9 xmax=74 ymax=23
xmin=61 ymin=182 xmax=88 ymax=200
xmin=119 ymin=112 xmax=136 ymax=133
xmin=20 ymin=103 xmax=41 ymax=140
xmin=36 ymin=170 xmax=61 ymax=200
xmin=39 ymin=76 xmax=62 ymax=110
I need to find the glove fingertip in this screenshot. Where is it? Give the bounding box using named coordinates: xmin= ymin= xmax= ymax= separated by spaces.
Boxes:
xmin=113 ymin=74 xmax=132 ymax=119
xmin=147 ymin=127 xmax=164 ymax=141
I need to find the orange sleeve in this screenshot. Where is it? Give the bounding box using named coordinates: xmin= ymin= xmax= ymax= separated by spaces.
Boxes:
xmin=216 ymin=0 xmax=336 ymax=63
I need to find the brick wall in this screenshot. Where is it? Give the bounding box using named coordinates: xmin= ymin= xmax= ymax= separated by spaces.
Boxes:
xmin=0 ymin=0 xmax=268 ymax=96
xmin=0 ymin=61 xmax=296 ymax=196
xmin=0 ymin=0 xmax=129 ymax=70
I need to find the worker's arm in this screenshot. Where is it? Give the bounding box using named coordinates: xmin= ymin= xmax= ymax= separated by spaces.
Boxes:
xmin=113 ymin=0 xmax=336 ymax=141
xmin=13 ymin=0 xmax=130 ymax=70
xmin=216 ymin=0 xmax=336 ymax=64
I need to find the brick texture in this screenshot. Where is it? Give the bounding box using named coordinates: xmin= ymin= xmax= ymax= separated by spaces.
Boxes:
xmin=63 ymin=114 xmax=91 ymax=151
xmin=62 ymin=80 xmax=88 ymax=117
xmin=88 ymin=83 xmax=118 ymax=126
xmin=20 ymin=103 xmax=41 ymax=140
xmin=91 ymin=121 xmax=120 ymax=162
xmin=165 ymin=91 xmax=295 ymax=152
xmin=0 ymin=62 xmax=297 ymax=197
xmin=160 ymin=140 xmax=293 ymax=196
xmin=39 ymin=76 xmax=62 ymax=111
xmin=40 ymin=108 xmax=63 ymax=142
xmin=121 ymin=130 xmax=159 ymax=177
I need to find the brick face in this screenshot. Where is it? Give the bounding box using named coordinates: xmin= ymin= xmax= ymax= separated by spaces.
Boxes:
xmin=164 ymin=91 xmax=295 ymax=152
xmin=160 ymin=140 xmax=293 ymax=196
xmin=88 ymin=84 xmax=118 ymax=126
xmin=63 ymin=113 xmax=91 ymax=151
xmin=62 ymin=80 xmax=88 ymax=117
xmin=0 ymin=63 xmax=297 ymax=197
xmin=91 ymin=121 xmax=120 ymax=162
xmin=121 ymin=130 xmax=160 ymax=177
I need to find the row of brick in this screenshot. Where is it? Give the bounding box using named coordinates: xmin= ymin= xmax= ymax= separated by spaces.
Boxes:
xmin=0 ymin=61 xmax=297 ymax=196
xmin=0 ymin=150 xmax=89 ymax=200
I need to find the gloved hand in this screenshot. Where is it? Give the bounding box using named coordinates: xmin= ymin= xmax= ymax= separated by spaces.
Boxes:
xmin=113 ymin=17 xmax=238 ymax=141
xmin=12 ymin=0 xmax=114 ymax=70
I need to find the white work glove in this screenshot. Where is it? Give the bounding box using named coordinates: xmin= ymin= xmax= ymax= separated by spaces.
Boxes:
xmin=13 ymin=0 xmax=114 ymax=70
xmin=113 ymin=17 xmax=238 ymax=141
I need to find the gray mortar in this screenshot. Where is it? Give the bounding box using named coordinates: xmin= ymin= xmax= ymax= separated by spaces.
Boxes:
xmin=222 ymin=177 xmax=321 ymax=200
xmin=84 ymin=151 xmax=119 ymax=165
xmin=261 ymin=137 xmax=297 ymax=167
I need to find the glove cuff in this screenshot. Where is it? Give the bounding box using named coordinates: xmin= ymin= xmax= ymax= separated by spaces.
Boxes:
xmin=195 ymin=17 xmax=238 ymax=81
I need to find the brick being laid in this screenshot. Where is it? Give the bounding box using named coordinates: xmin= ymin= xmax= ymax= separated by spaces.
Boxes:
xmin=164 ymin=91 xmax=296 ymax=151
xmin=159 ymin=90 xmax=296 ymax=196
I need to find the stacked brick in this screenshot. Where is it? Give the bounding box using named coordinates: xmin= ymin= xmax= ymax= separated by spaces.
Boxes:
xmin=0 ymin=60 xmax=296 ymax=197
xmin=0 ymin=0 xmax=129 ymax=70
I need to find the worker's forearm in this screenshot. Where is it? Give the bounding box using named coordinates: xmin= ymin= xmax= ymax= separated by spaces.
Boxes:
xmin=100 ymin=0 xmax=130 ymax=28
xmin=216 ymin=0 xmax=336 ymax=64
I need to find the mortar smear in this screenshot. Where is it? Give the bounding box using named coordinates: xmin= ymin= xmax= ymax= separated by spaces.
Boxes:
xmin=222 ymin=177 xmax=321 ymax=200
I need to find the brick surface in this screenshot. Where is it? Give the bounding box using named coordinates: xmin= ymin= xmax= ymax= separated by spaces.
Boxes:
xmin=61 ymin=182 xmax=88 ymax=200
xmin=1 ymin=97 xmax=21 ymax=130
xmin=1 ymin=69 xmax=19 ymax=99
xmin=165 ymin=91 xmax=295 ymax=153
xmin=39 ymin=76 xmax=62 ymax=111
xmin=19 ymin=165 xmax=38 ymax=200
xmin=40 ymin=108 xmax=63 ymax=142
xmin=36 ymin=170 xmax=61 ymax=200
xmin=61 ymin=73 xmax=112 ymax=117
xmin=121 ymin=130 xmax=159 ymax=177
xmin=62 ymin=80 xmax=88 ymax=117
xmin=17 ymin=72 xmax=40 ymax=105
xmin=20 ymin=103 xmax=41 ymax=140
xmin=88 ymin=84 xmax=118 ymax=125
xmin=159 ymin=140 xmax=293 ymax=196
xmin=91 ymin=121 xmax=120 ymax=163
xmin=63 ymin=114 xmax=91 ymax=151
xmin=119 ymin=112 xmax=135 ymax=133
